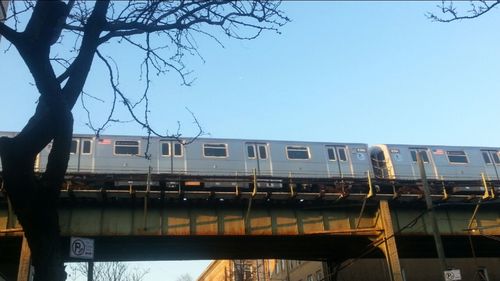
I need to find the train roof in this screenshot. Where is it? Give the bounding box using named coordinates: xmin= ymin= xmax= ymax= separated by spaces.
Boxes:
xmin=90 ymin=134 xmax=369 ymax=146
xmin=2 ymin=131 xmax=499 ymax=148
xmin=0 ymin=131 xmax=368 ymax=145
xmin=373 ymin=143 xmax=500 ymax=150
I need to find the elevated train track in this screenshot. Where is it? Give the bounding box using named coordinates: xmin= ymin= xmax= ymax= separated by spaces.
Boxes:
xmin=1 ymin=172 xmax=500 ymax=281
xmin=0 ymin=172 xmax=493 ymax=203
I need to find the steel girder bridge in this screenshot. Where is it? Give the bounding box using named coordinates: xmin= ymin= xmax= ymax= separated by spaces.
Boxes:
xmin=1 ymin=173 xmax=500 ymax=281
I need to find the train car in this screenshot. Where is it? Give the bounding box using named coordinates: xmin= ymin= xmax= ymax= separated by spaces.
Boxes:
xmin=370 ymin=144 xmax=500 ymax=182
xmin=7 ymin=130 xmax=500 ymax=194
xmin=3 ymin=132 xmax=371 ymax=187
xmin=35 ymin=134 xmax=370 ymax=178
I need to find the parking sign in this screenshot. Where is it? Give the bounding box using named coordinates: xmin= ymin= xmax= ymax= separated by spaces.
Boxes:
xmin=69 ymin=237 xmax=94 ymax=260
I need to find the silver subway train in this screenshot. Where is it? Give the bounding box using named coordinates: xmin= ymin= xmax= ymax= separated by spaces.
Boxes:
xmin=1 ymin=132 xmax=499 ymax=188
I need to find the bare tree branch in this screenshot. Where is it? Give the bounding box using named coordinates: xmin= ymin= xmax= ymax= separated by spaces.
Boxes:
xmin=68 ymin=262 xmax=149 ymax=281
xmin=62 ymin=0 xmax=111 ymax=108
xmin=96 ymin=49 xmax=205 ymax=158
xmin=0 ymin=2 xmax=287 ymax=280
xmin=0 ymin=21 xmax=21 ymax=44
xmin=427 ymin=0 xmax=500 ymax=22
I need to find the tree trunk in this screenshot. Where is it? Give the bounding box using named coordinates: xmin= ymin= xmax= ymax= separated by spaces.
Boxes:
xmin=0 ymin=98 xmax=73 ymax=281
xmin=0 ymin=2 xmax=109 ymax=280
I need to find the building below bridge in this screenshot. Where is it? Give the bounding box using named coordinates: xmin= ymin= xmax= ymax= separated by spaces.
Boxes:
xmin=198 ymin=260 xmax=274 ymax=281
xmin=199 ymin=258 xmax=500 ymax=281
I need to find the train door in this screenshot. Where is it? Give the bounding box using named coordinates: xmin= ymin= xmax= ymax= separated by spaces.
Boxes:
xmin=481 ymin=149 xmax=500 ymax=181
xmin=245 ymin=142 xmax=272 ymax=176
xmin=159 ymin=140 xmax=185 ymax=174
xmin=325 ymin=145 xmax=352 ymax=178
xmin=78 ymin=138 xmax=94 ymax=172
xmin=408 ymin=148 xmax=438 ymax=179
xmin=67 ymin=138 xmax=94 ymax=173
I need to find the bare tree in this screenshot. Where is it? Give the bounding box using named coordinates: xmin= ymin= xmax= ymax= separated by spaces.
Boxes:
xmin=427 ymin=1 xmax=500 ymax=22
xmin=0 ymin=1 xmax=288 ymax=281
xmin=68 ymin=262 xmax=149 ymax=281
xmin=176 ymin=273 xmax=194 ymax=281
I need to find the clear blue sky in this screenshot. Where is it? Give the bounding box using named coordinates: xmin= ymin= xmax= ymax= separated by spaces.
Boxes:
xmin=2 ymin=2 xmax=500 ymax=281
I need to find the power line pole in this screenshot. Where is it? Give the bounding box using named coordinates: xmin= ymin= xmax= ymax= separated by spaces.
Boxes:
xmin=416 ymin=151 xmax=448 ymax=278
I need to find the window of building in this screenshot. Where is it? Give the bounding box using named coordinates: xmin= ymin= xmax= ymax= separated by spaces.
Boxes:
xmin=114 ymin=140 xmax=139 ymax=155
xmin=70 ymin=140 xmax=78 ymax=154
xmin=316 ymin=270 xmax=323 ymax=281
xmin=447 ymin=150 xmax=468 ymax=164
xmin=410 ymin=150 xmax=429 ymax=163
xmin=204 ymin=143 xmax=228 ymax=157
xmin=286 ymin=146 xmax=310 ymax=160
xmin=82 ymin=140 xmax=92 ymax=154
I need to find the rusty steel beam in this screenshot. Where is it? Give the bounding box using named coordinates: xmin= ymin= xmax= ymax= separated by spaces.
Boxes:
xmin=16 ymin=237 xmax=31 ymax=281
xmin=54 ymin=205 xmax=380 ymax=237
xmin=376 ymin=200 xmax=403 ymax=281
xmin=2 ymin=202 xmax=500 ymax=237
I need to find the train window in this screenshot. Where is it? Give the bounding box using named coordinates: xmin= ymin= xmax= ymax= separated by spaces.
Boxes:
xmin=338 ymin=148 xmax=347 ymax=161
xmin=493 ymin=152 xmax=500 ymax=164
xmin=286 ymin=146 xmax=310 ymax=160
xmin=161 ymin=142 xmax=170 ymax=156
xmin=327 ymin=148 xmax=336 ymax=161
xmin=447 ymin=150 xmax=468 ymax=164
xmin=247 ymin=145 xmax=256 ymax=159
xmin=174 ymin=143 xmax=183 ymax=157
xmin=410 ymin=150 xmax=429 ymax=163
xmin=258 ymin=145 xmax=267 ymax=159
xmin=114 ymin=140 xmax=139 ymax=155
xmin=82 ymin=140 xmax=92 ymax=154
xmin=204 ymin=143 xmax=228 ymax=157
xmin=482 ymin=152 xmax=492 ymax=164
xmin=70 ymin=140 xmax=78 ymax=154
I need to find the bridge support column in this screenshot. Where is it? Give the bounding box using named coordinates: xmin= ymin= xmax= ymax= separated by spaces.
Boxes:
xmin=377 ymin=200 xmax=404 ymax=281
xmin=16 ymin=236 xmax=31 ymax=281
